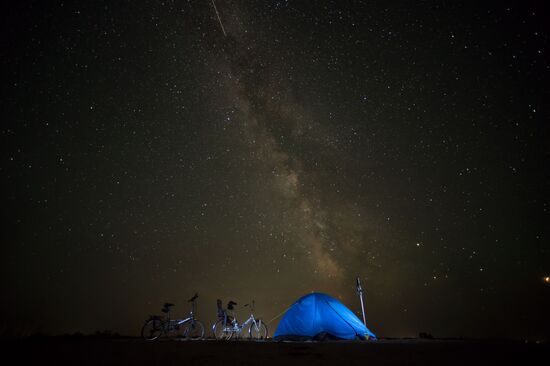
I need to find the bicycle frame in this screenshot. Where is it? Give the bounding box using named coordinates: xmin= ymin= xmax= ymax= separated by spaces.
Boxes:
xmin=222 ymin=310 xmax=260 ymax=336
xmin=158 ymin=300 xmax=198 ymax=333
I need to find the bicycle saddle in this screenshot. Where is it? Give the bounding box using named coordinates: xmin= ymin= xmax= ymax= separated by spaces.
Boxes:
xmin=188 ymin=293 xmax=198 ymax=302
xmin=227 ymin=301 xmax=237 ymax=310
xmin=161 ymin=303 xmax=175 ymax=313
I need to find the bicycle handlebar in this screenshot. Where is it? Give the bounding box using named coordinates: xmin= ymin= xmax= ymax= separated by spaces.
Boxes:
xmin=188 ymin=293 xmax=199 ymax=302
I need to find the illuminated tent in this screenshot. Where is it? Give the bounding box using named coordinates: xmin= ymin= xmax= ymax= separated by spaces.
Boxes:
xmin=274 ymin=292 xmax=376 ymax=340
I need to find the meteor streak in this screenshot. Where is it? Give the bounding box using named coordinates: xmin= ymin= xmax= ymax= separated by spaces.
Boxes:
xmin=211 ymin=0 xmax=226 ymax=37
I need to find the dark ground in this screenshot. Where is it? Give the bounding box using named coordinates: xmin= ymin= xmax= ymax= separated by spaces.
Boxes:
xmin=1 ymin=338 xmax=548 ymax=365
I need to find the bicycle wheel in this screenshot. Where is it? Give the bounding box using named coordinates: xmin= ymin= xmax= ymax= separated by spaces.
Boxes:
xmin=141 ymin=319 xmax=164 ymax=341
xmin=183 ymin=320 xmax=205 ymax=340
xmin=213 ymin=319 xmax=233 ymax=340
xmin=249 ymin=320 xmax=268 ymax=340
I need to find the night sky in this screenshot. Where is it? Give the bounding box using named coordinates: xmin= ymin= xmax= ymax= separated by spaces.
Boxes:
xmin=2 ymin=1 xmax=549 ymax=340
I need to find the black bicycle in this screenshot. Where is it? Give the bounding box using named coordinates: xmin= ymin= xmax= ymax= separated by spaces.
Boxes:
xmin=141 ymin=293 xmax=205 ymax=341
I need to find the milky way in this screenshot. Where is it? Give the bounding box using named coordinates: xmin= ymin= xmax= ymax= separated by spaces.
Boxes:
xmin=217 ymin=19 xmax=366 ymax=281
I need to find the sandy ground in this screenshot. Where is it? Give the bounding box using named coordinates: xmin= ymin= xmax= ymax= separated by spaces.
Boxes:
xmin=1 ymin=338 xmax=548 ymax=365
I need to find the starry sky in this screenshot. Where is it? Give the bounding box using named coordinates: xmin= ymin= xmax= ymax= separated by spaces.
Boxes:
xmin=2 ymin=1 xmax=549 ymax=340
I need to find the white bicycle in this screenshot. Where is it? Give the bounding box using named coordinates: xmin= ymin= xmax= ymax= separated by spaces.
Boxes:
xmin=213 ymin=300 xmax=268 ymax=340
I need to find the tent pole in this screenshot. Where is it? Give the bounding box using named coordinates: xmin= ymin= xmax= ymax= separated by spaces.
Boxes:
xmin=356 ymin=277 xmax=367 ymax=327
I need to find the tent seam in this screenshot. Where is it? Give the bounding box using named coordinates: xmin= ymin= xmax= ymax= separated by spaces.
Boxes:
xmin=324 ymin=299 xmax=360 ymax=339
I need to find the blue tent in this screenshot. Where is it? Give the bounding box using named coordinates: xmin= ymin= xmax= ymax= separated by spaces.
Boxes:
xmin=274 ymin=293 xmax=376 ymax=340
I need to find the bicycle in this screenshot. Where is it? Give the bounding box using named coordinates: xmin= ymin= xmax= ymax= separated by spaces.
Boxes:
xmin=213 ymin=300 xmax=268 ymax=340
xmin=141 ymin=293 xmax=205 ymax=341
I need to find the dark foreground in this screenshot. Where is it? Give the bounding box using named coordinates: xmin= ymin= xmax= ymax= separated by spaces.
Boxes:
xmin=1 ymin=338 xmax=548 ymax=366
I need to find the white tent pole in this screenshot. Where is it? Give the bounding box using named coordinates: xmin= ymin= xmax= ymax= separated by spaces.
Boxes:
xmin=356 ymin=276 xmax=367 ymax=326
